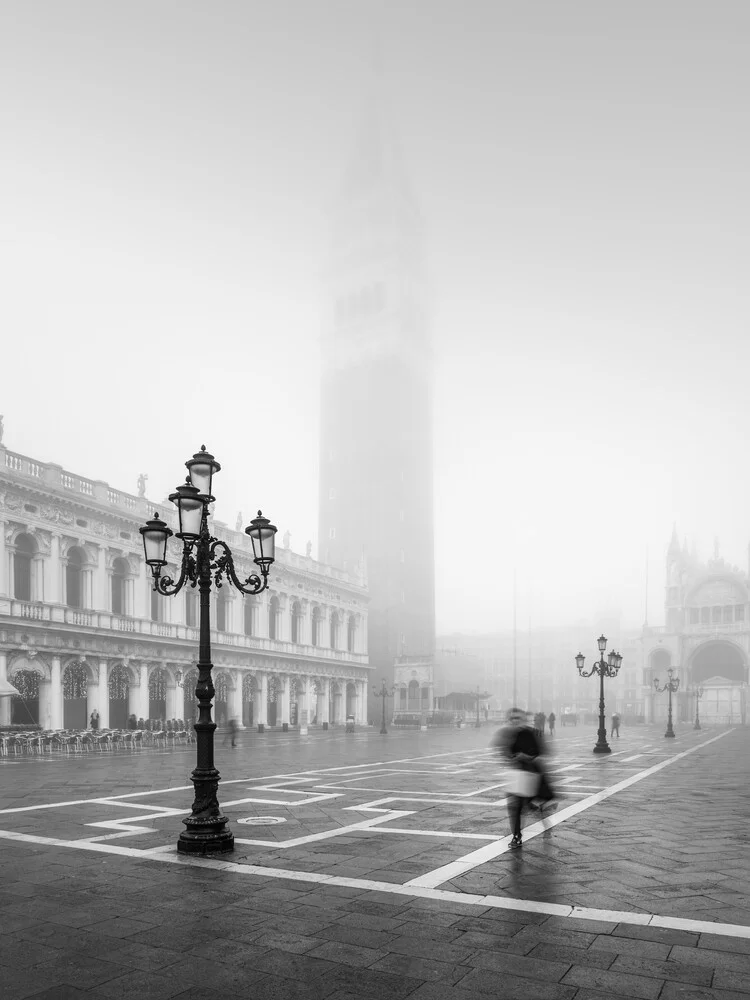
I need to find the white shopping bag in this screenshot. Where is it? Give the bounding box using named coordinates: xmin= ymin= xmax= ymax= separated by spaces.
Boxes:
xmin=507 ymin=768 xmax=540 ymax=798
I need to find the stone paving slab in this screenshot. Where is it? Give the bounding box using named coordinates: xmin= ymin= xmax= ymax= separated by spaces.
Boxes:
xmin=1 ymin=724 xmax=749 ymax=998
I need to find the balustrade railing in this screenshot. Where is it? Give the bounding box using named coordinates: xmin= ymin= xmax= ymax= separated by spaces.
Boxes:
xmin=0 ymin=599 xmax=368 ymax=662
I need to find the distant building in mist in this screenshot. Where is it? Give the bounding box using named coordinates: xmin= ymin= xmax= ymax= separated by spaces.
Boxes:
xmin=318 ymin=94 xmax=436 ymax=715
xmin=641 ymin=526 xmax=749 ymax=724
xmin=0 ymin=437 xmax=371 ymax=730
xmin=435 ymin=622 xmax=643 ymax=724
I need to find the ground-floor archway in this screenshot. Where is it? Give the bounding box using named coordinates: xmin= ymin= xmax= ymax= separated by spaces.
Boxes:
xmin=690 ymin=641 xmax=748 ymax=724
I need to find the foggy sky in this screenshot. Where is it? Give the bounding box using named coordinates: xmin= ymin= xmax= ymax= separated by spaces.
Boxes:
xmin=2 ymin=1 xmax=749 ymax=634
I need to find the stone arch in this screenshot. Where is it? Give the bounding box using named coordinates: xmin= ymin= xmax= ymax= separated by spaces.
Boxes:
xmin=11 ymin=532 xmax=37 ymax=601
xmin=330 ymin=610 xmax=340 ymax=650
xmin=689 ymin=640 xmax=746 ymax=685
xmin=290 ymin=600 xmax=302 ymax=644
xmin=8 ymin=652 xmax=50 ymax=681
xmin=269 ymin=596 xmax=281 ymax=640
xmin=148 ymin=666 xmax=168 ymax=721
xmin=346 ymin=680 xmax=357 ymax=718
xmin=62 ymin=659 xmax=89 ymax=728
xmin=181 ymin=667 xmax=200 ymax=723
xmin=110 ymin=555 xmax=130 ymax=616
xmin=347 ymin=613 xmax=358 ymax=653
xmin=213 ymin=670 xmax=231 ymax=725
xmin=408 ymin=679 xmax=420 ymax=710
xmin=108 ymin=662 xmax=133 ymax=728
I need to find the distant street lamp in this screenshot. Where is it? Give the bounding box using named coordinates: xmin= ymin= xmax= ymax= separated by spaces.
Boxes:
xmin=654 ymin=668 xmax=680 ymax=739
xmin=575 ymin=635 xmax=622 ymax=754
xmin=373 ymin=679 xmax=395 ymax=735
xmin=690 ymin=684 xmax=704 ymax=731
xmin=140 ymin=446 xmax=276 ymax=854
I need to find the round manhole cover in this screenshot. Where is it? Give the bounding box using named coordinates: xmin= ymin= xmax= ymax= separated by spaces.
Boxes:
xmin=237 ymin=816 xmax=286 ymax=826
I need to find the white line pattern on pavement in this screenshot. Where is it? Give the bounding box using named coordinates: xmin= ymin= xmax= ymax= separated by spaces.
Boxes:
xmin=404 ymin=730 xmax=734 ymax=889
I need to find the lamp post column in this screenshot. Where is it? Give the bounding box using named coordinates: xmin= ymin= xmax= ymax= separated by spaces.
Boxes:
xmin=666 ymin=683 xmax=675 ymax=738
xmin=178 ymin=527 xmax=233 ymax=854
xmin=594 ymin=664 xmax=610 ymax=753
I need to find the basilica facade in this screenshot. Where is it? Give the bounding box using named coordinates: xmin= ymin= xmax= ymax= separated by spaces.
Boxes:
xmin=641 ymin=528 xmax=749 ymax=725
xmin=0 ymin=440 xmax=371 ymax=731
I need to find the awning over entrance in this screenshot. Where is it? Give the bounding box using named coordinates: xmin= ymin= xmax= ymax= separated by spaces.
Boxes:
xmin=0 ymin=678 xmax=21 ymax=697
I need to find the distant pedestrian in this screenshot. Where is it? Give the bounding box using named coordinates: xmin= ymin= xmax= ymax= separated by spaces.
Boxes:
xmin=535 ymin=712 xmax=545 ymax=737
xmin=127 ymin=714 xmax=137 ymax=730
xmin=90 ymin=710 xmax=99 ymax=732
xmin=223 ymin=717 xmax=239 ymax=748
xmin=548 ymin=712 xmax=556 ymax=736
xmin=610 ymin=713 xmax=621 ymax=738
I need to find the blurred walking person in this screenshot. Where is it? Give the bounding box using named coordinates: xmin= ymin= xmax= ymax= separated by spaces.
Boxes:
xmin=547 ymin=711 xmax=556 ymax=736
xmin=492 ymin=709 xmax=557 ymax=850
xmin=610 ymin=712 xmax=621 ymax=738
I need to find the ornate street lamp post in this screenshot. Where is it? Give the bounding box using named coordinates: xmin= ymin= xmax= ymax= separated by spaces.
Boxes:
xmin=140 ymin=446 xmax=276 ymax=854
xmin=475 ymin=686 xmax=481 ymax=729
xmin=690 ymin=684 xmax=704 ymax=731
xmin=373 ymin=679 xmax=394 ymax=735
xmin=575 ymin=635 xmax=622 ymax=754
xmin=654 ymin=667 xmax=679 ymax=739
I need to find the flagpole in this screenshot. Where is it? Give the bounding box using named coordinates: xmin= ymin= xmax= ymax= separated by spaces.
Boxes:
xmin=512 ymin=569 xmax=517 ymax=709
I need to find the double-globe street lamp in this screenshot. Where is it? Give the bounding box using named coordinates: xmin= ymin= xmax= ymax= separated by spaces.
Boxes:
xmin=140 ymin=446 xmax=276 ymax=855
xmin=689 ymin=684 xmax=704 ymax=731
xmin=373 ymin=678 xmax=395 ymax=735
xmin=654 ymin=667 xmax=680 ymax=739
xmin=575 ymin=635 xmax=622 ymax=754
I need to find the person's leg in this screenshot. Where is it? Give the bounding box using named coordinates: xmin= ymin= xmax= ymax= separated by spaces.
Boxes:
xmin=507 ymin=794 xmax=522 ymax=843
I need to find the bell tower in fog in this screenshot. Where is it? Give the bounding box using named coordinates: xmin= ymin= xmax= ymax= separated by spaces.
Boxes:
xmin=318 ymin=93 xmax=435 ymax=706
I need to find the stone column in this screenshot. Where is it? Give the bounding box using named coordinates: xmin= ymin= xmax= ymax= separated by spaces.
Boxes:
xmin=49 ymin=533 xmax=62 ymax=604
xmin=229 ymin=670 xmax=243 ymax=724
xmin=256 ymin=671 xmax=268 ymax=726
xmin=136 ymin=560 xmax=149 ymax=619
xmin=124 ymin=576 xmax=135 ymax=617
xmin=165 ymin=672 xmax=179 ymax=722
xmin=98 ymin=660 xmax=110 ymax=730
xmin=86 ymin=661 xmax=101 ymax=727
xmin=0 ymin=651 xmax=10 ymax=725
xmin=0 ymin=519 xmax=6 ymax=597
xmin=321 ymin=678 xmax=331 ymax=725
xmin=357 ymin=680 xmax=367 ymax=725
xmin=50 ymin=655 xmax=63 ymax=730
xmin=32 ymin=554 xmax=45 ymax=602
xmin=138 ymin=663 xmax=150 ymax=721
xmin=279 ymin=675 xmax=290 ymax=726
xmin=298 ymin=681 xmax=310 ymax=734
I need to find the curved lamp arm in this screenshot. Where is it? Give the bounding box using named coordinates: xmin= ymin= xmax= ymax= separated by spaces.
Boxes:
xmin=210 ymin=539 xmax=268 ymax=596
xmin=153 ymin=543 xmax=196 ymax=596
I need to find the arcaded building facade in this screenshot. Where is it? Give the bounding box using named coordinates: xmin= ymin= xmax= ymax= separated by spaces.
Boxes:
xmin=641 ymin=528 xmax=749 ymax=724
xmin=0 ymin=439 xmax=371 ymax=730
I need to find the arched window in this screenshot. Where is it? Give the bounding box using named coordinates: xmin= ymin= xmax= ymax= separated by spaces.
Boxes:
xmin=269 ymin=596 xmax=280 ymax=640
xmin=13 ymin=534 xmax=35 ymax=601
xmin=291 ymin=601 xmax=301 ymax=644
xmin=347 ymin=615 xmax=357 ymax=653
xmin=111 ymin=557 xmax=128 ymax=615
xmin=311 ymin=607 xmax=321 ymax=647
xmin=66 ymin=547 xmax=85 ymax=609
xmin=243 ymin=599 xmax=254 ymax=636
xmin=216 ymin=588 xmax=228 ymax=632
xmin=330 ymin=611 xmax=340 ymax=650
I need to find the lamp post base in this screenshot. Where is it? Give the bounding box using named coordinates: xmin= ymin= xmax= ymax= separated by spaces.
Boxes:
xmin=177 ymin=826 xmax=235 ymax=854
xmin=380 ymin=725 xmax=387 ymax=735
xmin=693 ymin=722 xmax=701 ymax=731
xmin=664 ymin=729 xmax=676 ymax=738
xmin=178 ymin=768 xmax=234 ymax=854
xmin=593 ymin=742 xmax=612 ymax=754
